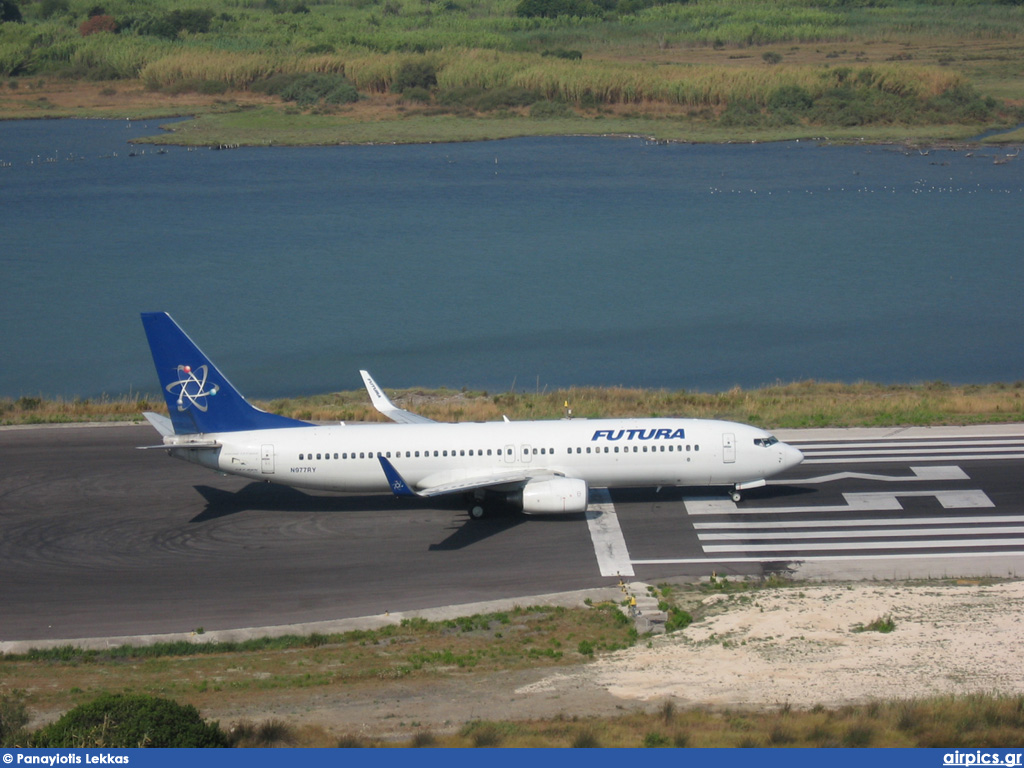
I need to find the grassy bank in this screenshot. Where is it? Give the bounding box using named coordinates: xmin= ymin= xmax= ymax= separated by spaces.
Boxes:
xmin=4 ymin=381 xmax=1023 ymax=429
xmin=2 ymin=0 xmax=1024 ymax=144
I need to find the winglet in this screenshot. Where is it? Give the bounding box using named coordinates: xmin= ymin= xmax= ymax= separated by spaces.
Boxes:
xmin=360 ymin=370 xmax=435 ymax=424
xmin=378 ymin=455 xmax=421 ymax=497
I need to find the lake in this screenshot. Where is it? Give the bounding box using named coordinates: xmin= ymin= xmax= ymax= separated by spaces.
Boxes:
xmin=1 ymin=119 xmax=1021 ymax=400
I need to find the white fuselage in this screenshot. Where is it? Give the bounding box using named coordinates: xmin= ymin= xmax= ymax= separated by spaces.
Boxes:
xmin=166 ymin=417 xmax=803 ymax=495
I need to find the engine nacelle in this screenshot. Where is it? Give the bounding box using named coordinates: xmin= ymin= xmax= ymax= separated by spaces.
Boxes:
xmin=518 ymin=476 xmax=589 ymax=514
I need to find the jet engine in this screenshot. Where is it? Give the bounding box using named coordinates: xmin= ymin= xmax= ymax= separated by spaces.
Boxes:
xmin=514 ymin=476 xmax=589 ymax=514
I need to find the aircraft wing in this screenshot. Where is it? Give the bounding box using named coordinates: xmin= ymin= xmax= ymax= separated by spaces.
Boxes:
xmin=378 ymin=456 xmax=532 ymax=498
xmin=360 ymin=370 xmax=436 ymax=424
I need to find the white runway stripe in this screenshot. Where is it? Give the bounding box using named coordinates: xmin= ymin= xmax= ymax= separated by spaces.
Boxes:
xmin=693 ymin=515 xmax=1024 ymax=530
xmin=632 ymin=550 xmax=1024 ymax=565
xmin=792 ymin=439 xmax=1024 ymax=450
xmin=698 ymin=526 xmax=1024 ymax=541
xmin=585 ymin=488 xmax=634 ymax=578
xmin=685 ymin=490 xmax=995 ymax=516
xmin=772 ymin=466 xmax=969 ymax=485
xmin=701 ymin=538 xmax=1024 ymax=552
xmin=803 ymin=453 xmax=1024 ymax=464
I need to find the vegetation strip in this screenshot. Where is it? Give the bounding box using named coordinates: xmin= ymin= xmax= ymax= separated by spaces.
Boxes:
xmin=2 ymin=0 xmax=1024 ymax=143
xmin=4 ymin=380 xmax=1023 ymax=428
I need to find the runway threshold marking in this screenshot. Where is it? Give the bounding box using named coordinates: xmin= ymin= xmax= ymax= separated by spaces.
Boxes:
xmin=773 ymin=466 xmax=969 ymax=486
xmin=694 ymin=515 xmax=1024 ymax=530
xmin=699 ymin=526 xmax=1024 ymax=541
xmin=685 ymin=490 xmax=994 ymax=516
xmin=586 ymin=488 xmax=634 ymax=578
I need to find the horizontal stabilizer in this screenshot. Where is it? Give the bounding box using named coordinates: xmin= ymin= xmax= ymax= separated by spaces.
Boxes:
xmin=143 ymin=412 xmax=174 ymax=437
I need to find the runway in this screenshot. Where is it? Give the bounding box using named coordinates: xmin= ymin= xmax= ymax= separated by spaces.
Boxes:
xmin=1 ymin=423 xmax=1022 ymax=642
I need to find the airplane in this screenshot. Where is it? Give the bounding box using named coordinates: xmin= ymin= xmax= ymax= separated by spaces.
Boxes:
xmin=139 ymin=312 xmax=804 ymax=518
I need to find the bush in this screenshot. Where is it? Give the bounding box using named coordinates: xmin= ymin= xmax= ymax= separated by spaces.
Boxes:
xmin=768 ymin=84 xmax=813 ymax=113
xmin=401 ymin=86 xmax=431 ymax=102
xmin=440 ymin=85 xmax=540 ymax=111
xmin=0 ymin=0 xmax=22 ymax=23
xmin=30 ymin=693 xmax=228 ymax=748
xmin=276 ymin=73 xmax=359 ymax=106
xmin=392 ymin=60 xmax=436 ymax=93
xmin=515 ymin=0 xmax=602 ymax=18
xmin=1 ymin=691 xmax=30 ymax=748
xmin=530 ymin=99 xmax=572 ymax=118
xmin=664 ymin=607 xmax=692 ymax=633
xmin=79 ymin=14 xmax=117 ymax=36
xmin=541 ymin=48 xmax=583 ymax=60
xmin=136 ymin=9 xmax=214 ymax=39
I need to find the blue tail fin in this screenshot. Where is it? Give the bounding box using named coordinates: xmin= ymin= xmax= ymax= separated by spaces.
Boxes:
xmin=141 ymin=312 xmax=312 ymax=435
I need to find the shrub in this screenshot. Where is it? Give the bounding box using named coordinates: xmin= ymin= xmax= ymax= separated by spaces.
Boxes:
xmin=392 ymin=60 xmax=436 ymax=93
xmin=0 ymin=0 xmax=22 ymax=23
xmin=401 ymin=86 xmax=431 ymax=102
xmin=515 ymin=0 xmax=601 ymax=18
xmin=79 ymin=14 xmax=117 ymax=36
xmin=768 ymin=84 xmax=813 ymax=113
xmin=541 ymin=48 xmax=583 ymax=60
xmin=664 ymin=607 xmax=692 ymax=633
xmin=530 ymin=99 xmax=572 ymax=118
xmin=643 ymin=731 xmax=669 ymax=747
xmin=0 ymin=691 xmax=30 ymax=748
xmin=277 ymin=73 xmax=359 ymax=106
xmin=30 ymin=693 xmax=228 ymax=748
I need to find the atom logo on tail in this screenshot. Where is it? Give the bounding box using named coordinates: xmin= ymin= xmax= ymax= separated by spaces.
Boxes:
xmin=166 ymin=364 xmax=219 ymax=412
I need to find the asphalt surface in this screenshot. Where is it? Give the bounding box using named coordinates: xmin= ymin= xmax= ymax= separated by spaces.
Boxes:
xmin=1 ymin=423 xmax=1022 ymax=643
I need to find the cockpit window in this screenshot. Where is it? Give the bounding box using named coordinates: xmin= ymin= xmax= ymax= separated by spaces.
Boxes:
xmin=754 ymin=436 xmax=779 ymax=447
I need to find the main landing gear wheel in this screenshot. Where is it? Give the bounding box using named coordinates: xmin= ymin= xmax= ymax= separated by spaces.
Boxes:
xmin=469 ymin=504 xmax=486 ymax=520
xmin=731 ymin=490 xmax=743 ymax=503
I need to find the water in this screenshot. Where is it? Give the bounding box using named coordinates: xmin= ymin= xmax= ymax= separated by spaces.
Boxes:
xmin=1 ymin=119 xmax=1022 ymax=399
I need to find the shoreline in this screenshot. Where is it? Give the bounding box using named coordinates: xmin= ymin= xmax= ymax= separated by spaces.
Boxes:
xmin=2 ymin=80 xmax=1022 ymax=148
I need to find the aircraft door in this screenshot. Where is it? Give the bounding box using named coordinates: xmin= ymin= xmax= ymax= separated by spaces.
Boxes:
xmin=521 ymin=444 xmax=533 ymax=464
xmin=722 ymin=433 xmax=736 ymax=464
xmin=504 ymin=444 xmax=516 ymax=464
xmin=261 ymin=444 xmax=275 ymax=474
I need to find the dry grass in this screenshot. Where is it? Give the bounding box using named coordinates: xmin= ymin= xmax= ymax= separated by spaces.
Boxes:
xmin=3 ymin=380 xmax=1022 ymax=428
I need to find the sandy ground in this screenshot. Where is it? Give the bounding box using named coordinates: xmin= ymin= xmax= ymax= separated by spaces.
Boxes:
xmin=210 ymin=580 xmax=1024 ymax=736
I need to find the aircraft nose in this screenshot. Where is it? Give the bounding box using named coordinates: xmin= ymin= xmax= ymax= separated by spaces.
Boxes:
xmin=783 ymin=443 xmax=804 ymax=470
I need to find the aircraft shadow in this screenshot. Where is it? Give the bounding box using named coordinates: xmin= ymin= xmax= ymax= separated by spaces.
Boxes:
xmin=189 ymin=483 xmax=422 ymax=523
xmin=609 ymin=484 xmax=817 ymax=504
xmin=428 ymin=509 xmax=583 ymax=551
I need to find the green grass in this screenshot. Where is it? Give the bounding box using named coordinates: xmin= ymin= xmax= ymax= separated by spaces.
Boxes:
xmin=3 ymin=0 xmax=1024 ymax=143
